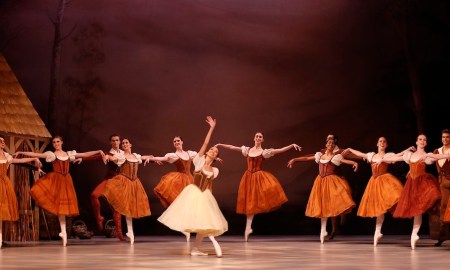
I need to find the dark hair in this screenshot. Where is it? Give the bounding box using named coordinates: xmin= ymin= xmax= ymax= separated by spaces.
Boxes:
xmin=0 ymin=134 xmax=4 ymax=140
xmin=109 ymin=134 xmax=121 ymax=141
xmin=173 ymin=136 xmax=183 ymax=141
xmin=52 ymin=135 xmax=63 ymax=142
xmin=442 ymin=129 xmax=450 ymax=135
xmin=327 ymin=133 xmax=338 ymax=143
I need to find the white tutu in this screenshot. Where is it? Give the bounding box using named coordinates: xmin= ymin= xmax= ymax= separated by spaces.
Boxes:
xmin=158 ymin=184 xmax=228 ymax=236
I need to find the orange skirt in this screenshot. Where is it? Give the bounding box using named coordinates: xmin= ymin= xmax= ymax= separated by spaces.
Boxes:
xmin=30 ymin=172 xmax=79 ymax=216
xmin=154 ymin=172 xmax=193 ymax=208
xmin=0 ymin=175 xmax=19 ymax=221
xmin=357 ymin=173 xmax=403 ymax=217
xmin=236 ymin=170 xmax=288 ymax=215
xmin=103 ymin=175 xmax=150 ymax=218
xmin=305 ymin=174 xmax=355 ymax=218
xmin=393 ymin=173 xmax=440 ymax=218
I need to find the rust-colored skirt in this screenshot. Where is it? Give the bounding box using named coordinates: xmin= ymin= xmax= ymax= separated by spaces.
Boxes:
xmin=103 ymin=175 xmax=151 ymax=218
xmin=305 ymin=174 xmax=355 ymax=218
xmin=236 ymin=170 xmax=288 ymax=215
xmin=0 ymin=175 xmax=19 ymax=221
xmin=393 ymin=173 xmax=440 ymax=218
xmin=154 ymin=172 xmax=193 ymax=208
xmin=30 ymin=172 xmax=79 ymax=216
xmin=357 ymin=173 xmax=403 ymax=217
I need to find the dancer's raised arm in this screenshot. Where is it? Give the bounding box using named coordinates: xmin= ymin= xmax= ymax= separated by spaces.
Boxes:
xmin=198 ymin=116 xmax=216 ymax=156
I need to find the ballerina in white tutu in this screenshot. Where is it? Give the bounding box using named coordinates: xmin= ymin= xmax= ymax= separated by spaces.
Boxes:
xmin=158 ymin=116 xmax=228 ymax=257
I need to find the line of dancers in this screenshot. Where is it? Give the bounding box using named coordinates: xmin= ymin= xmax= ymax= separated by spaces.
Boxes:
xmin=1 ymin=118 xmax=450 ymax=256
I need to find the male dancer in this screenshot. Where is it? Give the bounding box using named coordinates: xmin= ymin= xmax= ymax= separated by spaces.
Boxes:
xmin=90 ymin=134 xmax=125 ymax=240
xmin=433 ymin=129 xmax=450 ymax=246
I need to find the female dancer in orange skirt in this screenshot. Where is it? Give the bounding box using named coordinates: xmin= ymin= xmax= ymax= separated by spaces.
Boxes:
xmin=102 ymin=138 xmax=156 ymax=245
xmin=145 ymin=136 xmax=197 ymax=241
xmin=216 ymin=134 xmax=300 ymax=241
xmin=343 ymin=137 xmax=414 ymax=246
xmin=15 ymin=136 xmax=105 ymax=246
xmin=382 ymin=134 xmax=449 ymax=249
xmin=287 ymin=138 xmax=357 ymax=244
xmin=0 ymin=135 xmax=42 ymax=248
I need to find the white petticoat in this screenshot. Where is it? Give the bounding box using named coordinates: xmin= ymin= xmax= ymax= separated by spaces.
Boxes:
xmin=157 ymin=184 xmax=228 ymax=236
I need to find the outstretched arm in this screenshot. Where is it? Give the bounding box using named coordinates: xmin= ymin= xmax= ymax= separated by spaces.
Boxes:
xmin=394 ymin=146 xmax=416 ymax=157
xmin=340 ymin=158 xmax=358 ymax=172
xmin=141 ymin=155 xmax=164 ymax=166
xmin=272 ymin=144 xmax=301 ymax=155
xmin=342 ymin=148 xmax=367 ymax=159
xmin=198 ymin=116 xmax=216 ymax=157
xmin=75 ymin=150 xmax=105 ymax=159
xmin=382 ymin=154 xmax=404 ymax=163
xmin=13 ymin=151 xmax=47 ymax=159
xmin=287 ymin=155 xmax=315 ymax=168
xmin=215 ymin=143 xmax=241 ymax=152
xmin=423 ymin=152 xmax=450 ymax=161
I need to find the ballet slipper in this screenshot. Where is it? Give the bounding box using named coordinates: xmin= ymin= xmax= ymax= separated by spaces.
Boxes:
xmin=210 ymin=238 xmax=222 ymax=257
xmin=190 ymin=248 xmax=208 ymax=256
xmin=244 ymin=228 xmax=253 ymax=242
xmin=374 ymin=232 xmax=383 ymax=247
xmin=320 ymin=231 xmax=328 ymax=244
xmin=182 ymin=232 xmax=190 ymax=242
xmin=411 ymin=235 xmax=419 ymax=250
xmin=59 ymin=232 xmax=67 ymax=247
xmin=126 ymin=232 xmax=134 ymax=245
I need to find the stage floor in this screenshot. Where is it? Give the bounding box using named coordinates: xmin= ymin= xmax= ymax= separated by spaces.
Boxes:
xmin=1 ymin=235 xmax=449 ymax=269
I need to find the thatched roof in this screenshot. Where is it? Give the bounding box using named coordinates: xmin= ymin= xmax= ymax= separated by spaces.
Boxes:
xmin=0 ymin=53 xmax=51 ymax=138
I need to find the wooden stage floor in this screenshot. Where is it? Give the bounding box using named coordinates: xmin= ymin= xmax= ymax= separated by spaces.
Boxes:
xmin=1 ymin=235 xmax=449 ymax=269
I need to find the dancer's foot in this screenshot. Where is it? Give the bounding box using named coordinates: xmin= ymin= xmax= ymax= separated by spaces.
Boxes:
xmin=96 ymin=216 xmax=104 ymax=232
xmin=434 ymin=240 xmax=444 ymax=247
xmin=126 ymin=232 xmax=134 ymax=245
xmin=210 ymin=238 xmax=222 ymax=257
xmin=411 ymin=235 xmax=419 ymax=250
xmin=190 ymin=248 xmax=208 ymax=256
xmin=244 ymin=228 xmax=253 ymax=242
xmin=374 ymin=232 xmax=383 ymax=247
xmin=328 ymin=230 xmax=335 ymax=240
xmin=116 ymin=232 xmax=126 ymax=241
xmin=320 ymin=231 xmax=328 ymax=244
xmin=59 ymin=232 xmax=67 ymax=247
xmin=182 ymin=232 xmax=190 ymax=242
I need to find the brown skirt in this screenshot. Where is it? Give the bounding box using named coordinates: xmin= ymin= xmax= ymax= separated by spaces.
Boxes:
xmin=305 ymin=174 xmax=355 ymax=218
xmin=30 ymin=172 xmax=79 ymax=216
xmin=103 ymin=175 xmax=151 ymax=218
xmin=236 ymin=170 xmax=288 ymax=215
xmin=357 ymin=173 xmax=403 ymax=217
xmin=154 ymin=172 xmax=193 ymax=208
xmin=0 ymin=175 xmax=19 ymax=221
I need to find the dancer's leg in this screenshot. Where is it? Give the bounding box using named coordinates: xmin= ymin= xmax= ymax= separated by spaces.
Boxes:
xmin=113 ymin=211 xmax=125 ymax=241
xmin=245 ymin=214 xmax=254 ymax=242
xmin=182 ymin=231 xmax=190 ymax=242
xmin=374 ymin=214 xmax=384 ymax=246
xmin=90 ymin=181 xmax=106 ymax=231
xmin=125 ymin=217 xmax=134 ymax=245
xmin=208 ymin=235 xmax=222 ymax=257
xmin=58 ymin=215 xmax=67 ymax=247
xmin=191 ymin=233 xmax=207 ymax=256
xmin=320 ymin=217 xmax=328 ymax=244
xmin=411 ymin=214 xmax=422 ymax=250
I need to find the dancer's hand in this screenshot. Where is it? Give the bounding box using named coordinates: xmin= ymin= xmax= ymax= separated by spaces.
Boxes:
xmin=292 ymin=144 xmax=301 ymax=151
xmin=38 ymin=168 xmax=46 ymax=176
xmin=287 ymin=159 xmax=296 ymax=168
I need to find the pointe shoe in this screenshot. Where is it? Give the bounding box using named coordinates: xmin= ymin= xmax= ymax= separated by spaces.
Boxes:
xmin=244 ymin=228 xmax=253 ymax=242
xmin=126 ymin=232 xmax=134 ymax=245
xmin=374 ymin=232 xmax=383 ymax=247
xmin=411 ymin=235 xmax=419 ymax=250
xmin=211 ymin=238 xmax=222 ymax=257
xmin=182 ymin=232 xmax=190 ymax=242
xmin=59 ymin=232 xmax=67 ymax=247
xmin=320 ymin=231 xmax=328 ymax=244
xmin=190 ymin=248 xmax=208 ymax=256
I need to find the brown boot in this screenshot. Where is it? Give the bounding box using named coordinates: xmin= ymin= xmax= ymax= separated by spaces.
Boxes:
xmin=113 ymin=211 xmax=125 ymax=241
xmin=91 ymin=194 xmax=104 ymax=232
